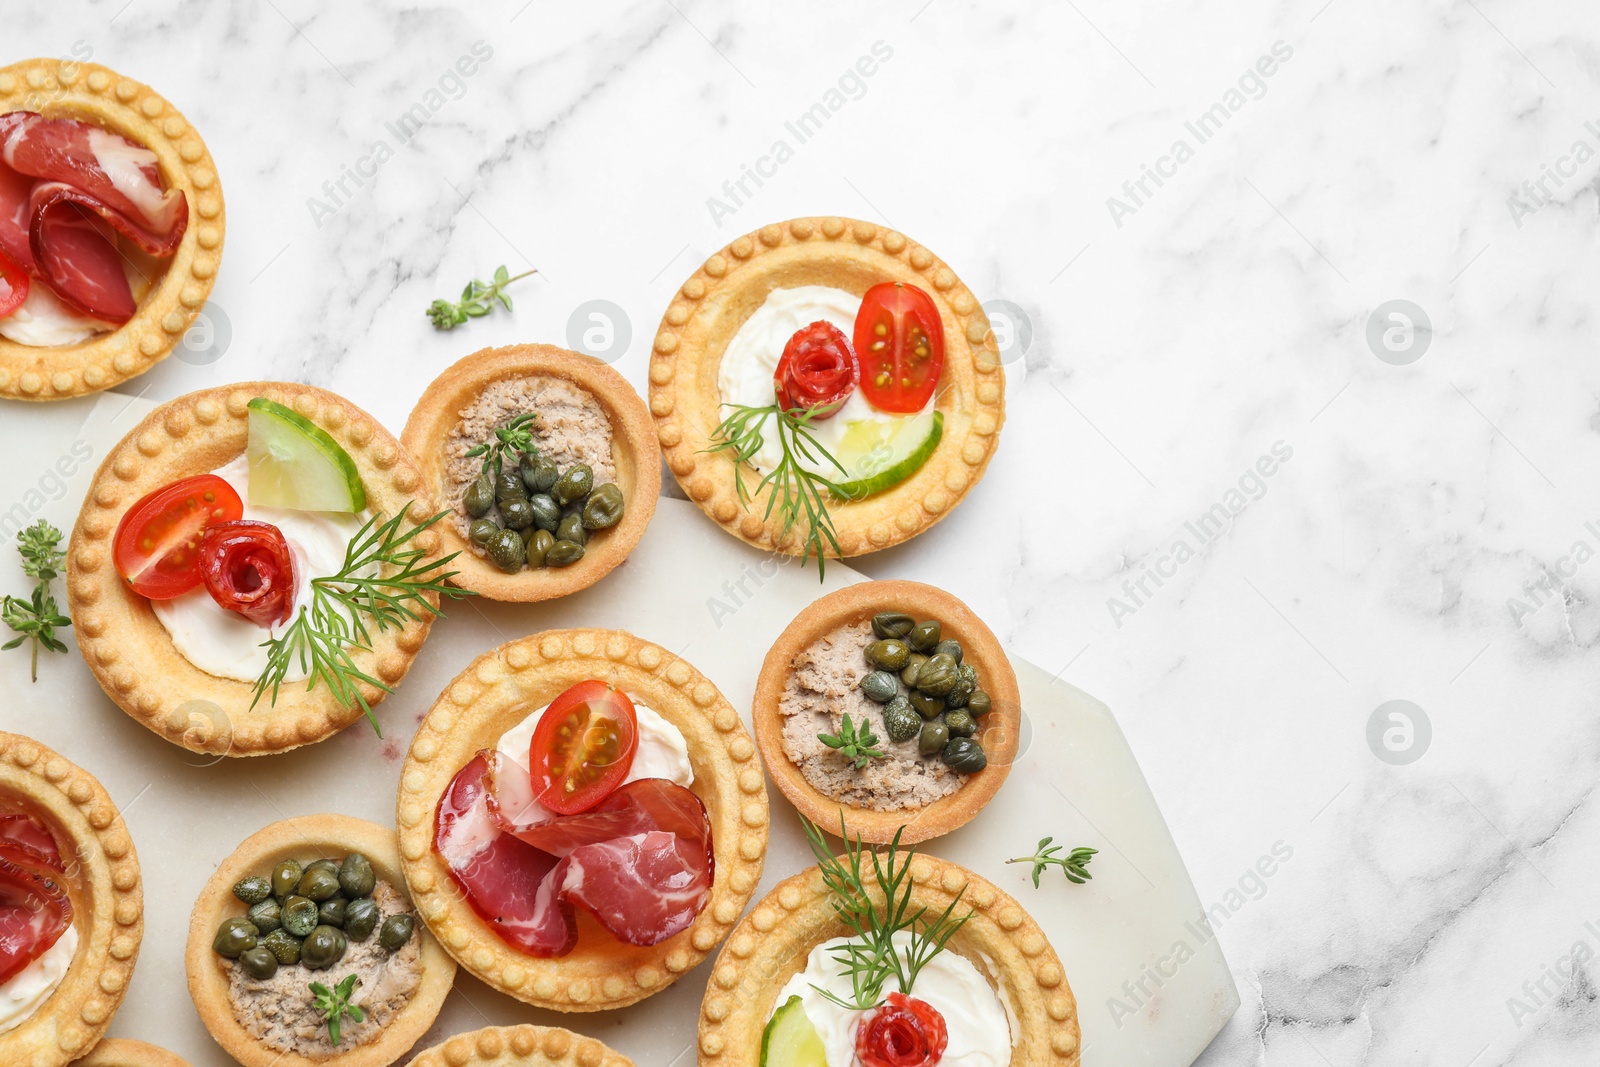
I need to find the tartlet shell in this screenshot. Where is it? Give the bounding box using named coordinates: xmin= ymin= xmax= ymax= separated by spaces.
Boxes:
xmin=0 ymin=57 xmax=225 ymax=402
xmin=182 ymin=814 xmax=456 ymax=1067
xmin=697 ymin=855 xmax=1080 ymax=1066
xmin=400 ymin=343 xmax=662 ymax=603
xmin=395 ymin=628 xmax=768 ymax=1011
xmin=66 ymin=382 xmax=440 ymax=757
xmin=648 ymin=215 xmax=1005 ymax=558
xmin=411 ymin=1024 xmax=633 ymax=1067
xmin=753 ymin=580 xmax=1020 ymax=845
xmin=0 ymin=731 xmax=143 ymax=1067
xmin=76 ymin=1038 xmax=191 ymax=1067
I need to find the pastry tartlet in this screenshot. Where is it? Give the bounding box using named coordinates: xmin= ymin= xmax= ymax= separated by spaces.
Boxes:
xmin=396 ymin=628 xmax=768 ymax=1011
xmin=0 ymin=731 xmax=143 ymax=1067
xmin=76 ymin=1038 xmax=191 ymax=1067
xmin=0 ymin=57 xmax=225 ymax=402
xmin=698 ymin=853 xmax=1079 ymax=1066
xmin=401 ymin=344 xmax=661 ymax=602
xmin=184 ymin=814 xmax=455 ymax=1067
xmin=411 ymin=1025 xmax=632 ymax=1067
xmin=754 ymin=580 xmax=1020 ymax=844
xmin=66 ymin=382 xmax=441 ymax=757
xmin=649 ymin=216 xmax=1004 ymax=559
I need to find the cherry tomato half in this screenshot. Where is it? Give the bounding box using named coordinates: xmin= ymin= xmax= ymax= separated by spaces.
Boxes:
xmin=113 ymin=475 xmax=244 ymax=599
xmin=774 ymin=320 xmax=857 ymax=419
xmin=853 ymin=283 xmax=945 ymax=414
xmin=0 ymin=247 xmax=27 ymax=319
xmin=856 ymin=993 xmax=949 ymax=1067
xmin=529 ymin=680 xmax=639 ymax=815
xmin=199 ymin=520 xmax=296 ymax=628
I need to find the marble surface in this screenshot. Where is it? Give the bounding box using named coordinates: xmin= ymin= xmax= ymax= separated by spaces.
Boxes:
xmin=5 ymin=0 xmax=1598 ymax=1064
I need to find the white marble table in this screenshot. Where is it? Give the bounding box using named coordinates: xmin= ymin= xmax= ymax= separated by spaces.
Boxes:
xmin=8 ymin=2 xmax=1600 ymax=1065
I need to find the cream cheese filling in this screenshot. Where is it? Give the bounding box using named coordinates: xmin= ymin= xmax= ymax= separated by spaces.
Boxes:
xmin=0 ymin=924 xmax=78 ymax=1035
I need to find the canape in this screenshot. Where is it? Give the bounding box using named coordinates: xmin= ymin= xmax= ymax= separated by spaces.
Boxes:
xmin=76 ymin=1038 xmax=191 ymax=1067
xmin=410 ymin=1024 xmax=632 ymax=1067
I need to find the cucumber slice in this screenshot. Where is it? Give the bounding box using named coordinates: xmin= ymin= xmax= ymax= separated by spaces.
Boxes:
xmin=830 ymin=409 xmax=943 ymax=501
xmin=761 ymin=995 xmax=829 ymax=1067
xmin=246 ymin=397 xmax=367 ymax=513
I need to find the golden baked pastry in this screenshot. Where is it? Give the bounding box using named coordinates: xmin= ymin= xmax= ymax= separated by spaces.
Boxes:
xmin=0 ymin=57 xmax=225 ymax=402
xmin=648 ymin=215 xmax=1003 ymax=560
xmin=753 ymin=580 xmax=1020 ymax=844
xmin=698 ymin=853 xmax=1079 ymax=1066
xmin=401 ymin=344 xmax=661 ymax=602
xmin=76 ymin=1038 xmax=191 ymax=1067
xmin=0 ymin=731 xmax=143 ymax=1067
xmin=66 ymin=382 xmax=441 ymax=757
xmin=395 ymin=628 xmax=768 ymax=1011
xmin=411 ymin=1025 xmax=632 ymax=1067
xmin=184 ymin=814 xmax=455 ymax=1067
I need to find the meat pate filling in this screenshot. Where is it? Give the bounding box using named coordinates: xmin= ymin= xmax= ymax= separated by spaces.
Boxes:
xmin=780 ymin=620 xmax=963 ymax=811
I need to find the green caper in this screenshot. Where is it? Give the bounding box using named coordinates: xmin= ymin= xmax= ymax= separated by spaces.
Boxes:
xmin=918 ymin=720 xmax=950 ymax=756
xmin=581 ymin=484 xmax=626 ymax=530
xmin=553 ymin=465 xmax=594 ymax=506
xmin=495 ymin=467 xmax=528 ymax=505
xmin=524 ymin=456 xmax=560 ymax=493
xmin=301 ymin=924 xmax=348 ymax=970
xmin=488 ymin=528 xmax=527 ymax=572
xmin=232 ymin=876 xmax=272 ymax=906
xmin=247 ymin=898 xmax=282 ymax=934
xmin=380 ymin=914 xmax=416 ymax=952
xmin=556 ymin=513 xmax=588 ymax=546
xmin=339 ymin=853 xmax=375 ymax=897
xmin=907 ymin=620 xmax=941 ymax=652
xmin=318 ymin=898 xmax=348 ymax=928
xmin=943 ymin=737 xmax=988 ymax=774
xmin=860 ymin=671 xmax=899 ymax=703
xmin=469 ymin=517 xmax=499 ymax=546
xmin=880 ymin=697 xmax=921 ymax=743
xmin=945 ymin=664 xmax=978 ymax=709
xmin=900 ymin=653 xmax=929 ymax=688
xmin=526 ymin=528 xmax=556 ymax=568
xmin=238 ymin=945 xmax=278 ymax=980
xmin=872 ymin=612 xmax=915 ymax=640
xmin=865 ymin=639 xmax=911 ymax=671
xmin=500 ymin=497 xmax=534 ymax=531
xmin=915 ymin=652 xmax=959 ymax=696
xmin=270 ymin=860 xmax=302 ymax=900
xmin=262 ymin=929 xmax=302 ymax=965
xmin=297 ymin=866 xmax=341 ymax=902
xmin=344 ymin=897 xmax=380 ymax=941
xmin=307 ymin=858 xmax=340 ymax=878
xmin=966 ymin=690 xmax=992 ymax=717
xmin=528 ymin=493 xmax=562 ymax=533
xmin=518 ymin=452 xmax=549 ymax=491
xmin=464 ymin=476 xmax=495 ymax=518
xmin=944 ymin=709 xmax=978 ymax=737
xmin=546 ymin=540 xmax=585 ymax=567
xmin=281 ymin=895 xmax=318 ymax=938
xmin=908 ymin=690 xmax=945 ymax=719
xmin=213 ymin=916 xmax=259 ymax=958
xmin=933 ymin=639 xmax=964 ymax=663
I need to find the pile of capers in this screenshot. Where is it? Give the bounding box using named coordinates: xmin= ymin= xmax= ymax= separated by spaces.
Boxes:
xmin=212 ymin=853 xmax=415 ymax=982
xmin=858 ymin=612 xmax=991 ymax=775
xmin=464 ymin=450 xmax=626 ymax=575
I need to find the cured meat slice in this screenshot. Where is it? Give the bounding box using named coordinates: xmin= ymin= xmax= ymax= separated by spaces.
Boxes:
xmin=0 ymin=160 xmax=36 ymax=273
xmin=505 ymin=778 xmax=712 ymax=861
xmin=28 ymin=186 xmax=135 ymax=323
xmin=0 ymin=813 xmax=62 ymax=871
xmin=0 ymin=855 xmax=72 ymax=986
xmin=556 ymin=829 xmax=712 ymax=946
xmin=29 ymin=179 xmax=185 ymax=259
xmin=484 ymin=749 xmax=555 ymax=838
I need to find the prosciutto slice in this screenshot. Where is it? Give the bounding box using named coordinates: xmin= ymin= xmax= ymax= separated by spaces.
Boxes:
xmin=28 ymin=185 xmax=135 ymax=322
xmin=0 ymin=813 xmax=62 ymax=871
xmin=0 ymin=855 xmax=72 ymax=987
xmin=557 ymin=829 xmax=712 ymax=946
xmin=0 ymin=160 xmax=36 ymax=272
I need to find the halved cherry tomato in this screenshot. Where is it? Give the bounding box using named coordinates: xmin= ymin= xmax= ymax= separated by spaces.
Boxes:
xmin=774 ymin=320 xmax=857 ymax=419
xmin=853 ymin=283 xmax=945 ymax=413
xmin=0 ymin=248 xmax=27 ymax=319
xmin=529 ymin=680 xmax=639 ymax=815
xmin=199 ymin=520 xmax=296 ymax=628
xmin=113 ymin=475 xmax=244 ymax=599
xmin=856 ymin=993 xmax=949 ymax=1067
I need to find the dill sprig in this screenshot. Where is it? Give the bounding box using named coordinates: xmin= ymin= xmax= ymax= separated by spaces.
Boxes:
xmin=801 ymin=814 xmax=972 ymax=1010
xmin=1 ymin=521 xmax=70 ymax=682
xmin=464 ymin=411 xmax=537 ymax=479
xmin=250 ymin=506 xmax=474 ymax=734
xmin=1008 ymin=836 xmax=1098 ymax=887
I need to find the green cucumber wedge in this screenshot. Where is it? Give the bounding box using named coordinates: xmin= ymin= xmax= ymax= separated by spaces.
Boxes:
xmin=760 ymin=995 xmax=828 ymax=1067
xmin=246 ymin=397 xmax=367 ymax=513
xmin=830 ymin=409 xmax=943 ymax=501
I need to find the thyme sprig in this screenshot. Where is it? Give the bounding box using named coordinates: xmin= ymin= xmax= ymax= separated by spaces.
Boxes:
xmin=426 ymin=264 xmax=537 ymax=330
xmin=464 ymin=411 xmax=537 ymax=479
xmin=309 ymin=974 xmax=364 ymax=1045
xmin=1 ymin=521 xmax=70 ymax=681
xmin=1008 ymin=836 xmax=1098 ymax=887
xmin=818 ymin=712 xmax=886 ymax=770
xmin=250 ymin=506 xmax=474 ymax=734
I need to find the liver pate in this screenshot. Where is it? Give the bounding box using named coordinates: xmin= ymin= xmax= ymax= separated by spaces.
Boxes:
xmin=780 ymin=620 xmax=963 ymax=811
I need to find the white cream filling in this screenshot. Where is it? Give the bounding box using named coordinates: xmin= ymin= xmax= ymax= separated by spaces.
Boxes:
xmin=496 ymin=694 xmax=693 ymax=810
xmin=0 ymin=282 xmax=114 ymax=347
xmin=0 ymin=924 xmax=77 ymax=1035
xmin=151 ymin=456 xmax=368 ymax=683
xmin=774 ymin=932 xmax=1012 ymax=1067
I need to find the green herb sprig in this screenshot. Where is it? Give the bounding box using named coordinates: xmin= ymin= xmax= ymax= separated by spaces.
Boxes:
xmin=1 ymin=520 xmax=70 ymax=682
xmin=251 ymin=507 xmax=474 ymax=734
xmin=427 ymin=265 xmax=537 ymax=330
xmin=309 ymin=974 xmax=364 ymax=1045
xmin=818 ymin=713 xmax=886 ymax=770
xmin=464 ymin=412 xmax=537 ymax=479
xmin=1008 ymin=836 xmax=1098 ymax=887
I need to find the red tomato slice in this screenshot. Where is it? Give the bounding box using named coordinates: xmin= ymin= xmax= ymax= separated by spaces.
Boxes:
xmin=113 ymin=475 xmax=244 ymax=599
xmin=853 ymin=283 xmax=945 ymax=413
xmin=774 ymin=320 xmax=857 ymax=419
xmin=0 ymin=248 xmax=26 ymax=319
xmin=529 ymin=680 xmax=639 ymax=815
xmin=199 ymin=520 xmax=297 ymax=628
xmin=856 ymin=993 xmax=949 ymax=1067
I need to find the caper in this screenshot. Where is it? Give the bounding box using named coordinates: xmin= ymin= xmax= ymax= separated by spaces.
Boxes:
xmin=556 ymin=513 xmax=588 ymax=547
xmin=495 ymin=467 xmax=528 ymax=505
xmin=213 ymin=916 xmax=259 ymax=958
xmin=239 ymin=945 xmax=279 ymax=980
xmin=546 ymin=539 xmax=585 ymax=567
xmin=945 ymin=664 xmax=978 ymax=709
xmin=262 ymin=929 xmax=302 ymax=965
xmin=908 ymin=690 xmax=945 ymax=719
xmin=880 ymin=697 xmax=921 ymax=743
xmin=943 ymin=737 xmax=988 ymax=774
xmin=860 ymin=671 xmax=899 ymax=703
xmin=270 ymin=860 xmax=302 ymax=899
xmin=526 ymin=528 xmax=556 ymax=568
xmin=338 ymin=853 xmax=375 ymax=897
xmin=281 ymin=895 xmax=319 ymax=938
xmin=247 ymin=898 xmax=282 ymax=934
xmin=488 ymin=528 xmax=527 ymax=572
xmin=306 ymin=858 xmax=338 ymax=876
xmin=301 ymin=924 xmax=348 ymax=970
xmin=553 ymin=465 xmax=593 ymax=506
xmin=380 ymin=914 xmax=416 ymax=951
xmin=915 ymin=652 xmax=959 ymax=696
xmin=865 ymin=639 xmax=910 ymax=671
xmin=232 ymin=876 xmax=272 ymax=906
xmin=872 ymin=612 xmax=915 ymax=640
xmin=967 ymin=690 xmax=992 ymax=717
xmin=318 ymin=898 xmax=348 ymax=928
xmin=933 ymin=639 xmax=964 ymax=664
xmin=918 ymin=720 xmax=950 ymax=755
xmin=900 ymin=653 xmax=929 ymax=688
xmin=297 ymin=866 xmax=341 ymax=902
xmin=907 ymin=620 xmax=941 ymax=652
xmin=500 ymin=497 xmax=534 ymax=531
xmin=524 ymin=456 xmax=560 ymax=493
xmin=469 ymin=517 xmax=499 ymax=546
xmin=527 ymin=493 xmax=562 ymax=533
xmin=944 ymin=709 xmax=978 ymax=737
xmin=464 ymin=476 xmax=495 ymax=518
xmin=582 ymin=484 xmax=626 ymax=530
xmin=344 ymin=897 xmax=380 ymax=941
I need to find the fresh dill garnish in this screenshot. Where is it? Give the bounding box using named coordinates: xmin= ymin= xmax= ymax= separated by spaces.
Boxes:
xmin=1 ymin=520 xmax=70 ymax=682
xmin=818 ymin=713 xmax=887 ymax=770
xmin=464 ymin=411 xmax=537 ymax=479
xmin=1007 ymin=836 xmax=1098 ymax=887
